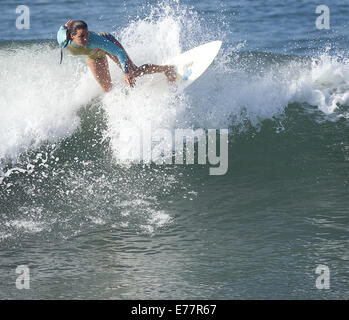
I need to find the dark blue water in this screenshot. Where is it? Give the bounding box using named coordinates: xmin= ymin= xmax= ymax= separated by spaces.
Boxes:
xmin=1 ymin=0 xmax=349 ymax=299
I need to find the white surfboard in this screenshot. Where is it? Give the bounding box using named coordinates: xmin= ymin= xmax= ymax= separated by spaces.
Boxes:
xmin=167 ymin=40 xmax=222 ymax=90
xmin=134 ymin=41 xmax=222 ymax=92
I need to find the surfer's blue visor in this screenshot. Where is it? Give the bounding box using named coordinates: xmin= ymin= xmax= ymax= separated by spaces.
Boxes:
xmin=57 ymin=25 xmax=69 ymax=47
xmin=57 ymin=25 xmax=71 ymax=64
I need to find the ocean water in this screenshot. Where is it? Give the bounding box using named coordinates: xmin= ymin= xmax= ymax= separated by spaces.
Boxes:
xmin=1 ymin=0 xmax=349 ymax=299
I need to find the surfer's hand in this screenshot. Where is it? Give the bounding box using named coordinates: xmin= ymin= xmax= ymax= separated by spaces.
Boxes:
xmin=124 ymin=74 xmax=135 ymax=88
xmin=64 ymin=19 xmax=73 ymax=28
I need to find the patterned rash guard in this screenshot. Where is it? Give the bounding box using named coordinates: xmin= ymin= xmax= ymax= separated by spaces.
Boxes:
xmin=57 ymin=25 xmax=129 ymax=74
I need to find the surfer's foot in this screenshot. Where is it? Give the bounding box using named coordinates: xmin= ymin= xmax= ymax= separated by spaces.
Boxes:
xmin=164 ymin=66 xmax=176 ymax=83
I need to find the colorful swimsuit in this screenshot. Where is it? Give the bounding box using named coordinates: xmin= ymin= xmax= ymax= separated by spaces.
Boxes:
xmin=57 ymin=26 xmax=129 ymax=74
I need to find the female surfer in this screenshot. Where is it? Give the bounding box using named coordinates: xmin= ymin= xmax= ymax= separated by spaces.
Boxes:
xmin=57 ymin=20 xmax=176 ymax=92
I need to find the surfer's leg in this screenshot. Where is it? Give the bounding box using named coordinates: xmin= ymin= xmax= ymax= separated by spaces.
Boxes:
xmin=133 ymin=64 xmax=176 ymax=82
xmin=107 ymin=37 xmax=176 ymax=82
xmin=97 ymin=34 xmax=175 ymax=87
xmin=107 ymin=52 xmax=175 ymax=83
xmin=86 ymin=56 xmax=112 ymax=92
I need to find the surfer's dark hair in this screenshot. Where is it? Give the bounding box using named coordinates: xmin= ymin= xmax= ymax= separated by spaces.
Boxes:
xmin=60 ymin=20 xmax=88 ymax=65
xmin=67 ymin=20 xmax=88 ymax=39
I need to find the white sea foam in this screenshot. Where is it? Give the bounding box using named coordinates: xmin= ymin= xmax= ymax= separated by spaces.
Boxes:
xmin=290 ymin=53 xmax=349 ymax=115
xmin=0 ymin=43 xmax=102 ymax=171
